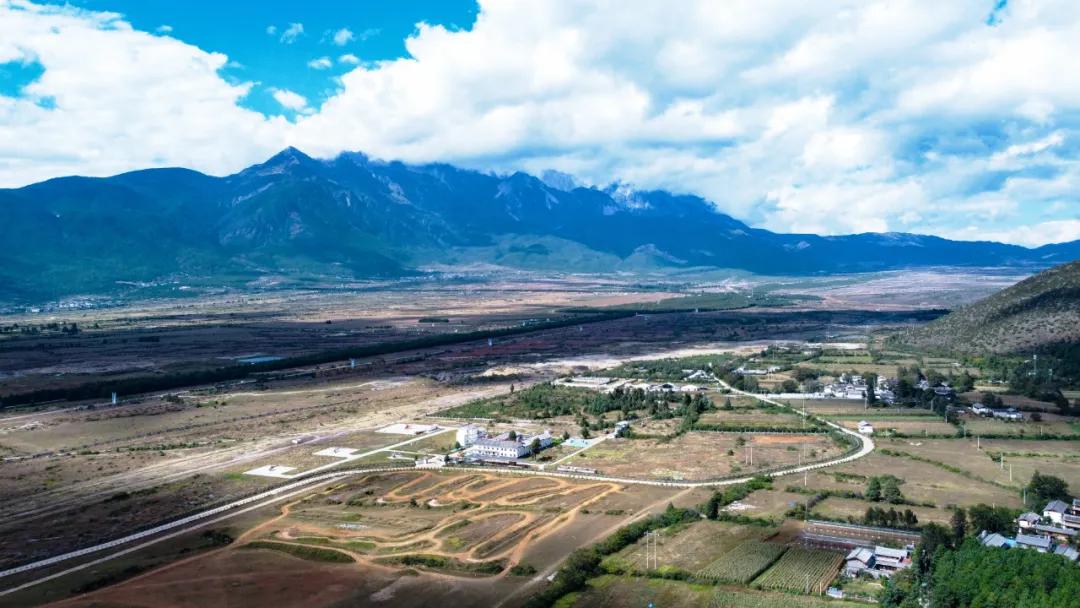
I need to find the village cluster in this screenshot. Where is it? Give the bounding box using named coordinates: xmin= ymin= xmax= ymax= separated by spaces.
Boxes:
xmin=978 ymin=499 xmax=1080 ymax=561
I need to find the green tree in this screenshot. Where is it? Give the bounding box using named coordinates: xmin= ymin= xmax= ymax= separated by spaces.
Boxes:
xmin=950 ymin=508 xmax=967 ymax=544
xmin=931 ymin=539 xmax=1080 ymax=608
xmin=867 ymin=476 xmax=883 ymax=502
xmin=882 ymin=477 xmax=904 ymax=504
xmin=967 ymin=503 xmax=1017 ymax=534
xmin=705 ymin=493 xmax=721 ymax=520
xmin=1027 ymin=471 xmax=1070 ymax=508
xmin=913 ymin=523 xmax=952 ymax=579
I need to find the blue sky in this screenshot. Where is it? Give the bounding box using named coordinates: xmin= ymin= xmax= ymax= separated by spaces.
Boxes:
xmin=19 ymin=0 xmax=478 ymax=114
xmin=1 ymin=0 xmax=1079 ymax=247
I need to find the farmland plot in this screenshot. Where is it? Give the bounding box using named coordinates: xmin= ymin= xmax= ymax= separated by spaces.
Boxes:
xmin=752 ymin=547 xmax=843 ymax=594
xmin=694 ymin=541 xmax=786 ymax=584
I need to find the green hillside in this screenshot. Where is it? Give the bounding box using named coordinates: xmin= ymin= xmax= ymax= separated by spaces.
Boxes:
xmin=903 ymin=260 xmax=1080 ymax=354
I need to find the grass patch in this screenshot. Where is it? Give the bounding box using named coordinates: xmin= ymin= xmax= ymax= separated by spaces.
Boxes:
xmin=241 ymin=541 xmax=354 ymax=563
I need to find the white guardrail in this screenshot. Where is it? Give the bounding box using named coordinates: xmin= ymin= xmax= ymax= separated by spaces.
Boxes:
xmin=1 ymin=382 xmax=873 ymax=588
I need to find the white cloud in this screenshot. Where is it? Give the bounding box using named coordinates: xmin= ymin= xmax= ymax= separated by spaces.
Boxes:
xmin=331 ymin=28 xmax=353 ymax=46
xmin=307 ymin=56 xmax=332 ymax=70
xmin=279 ymin=22 xmax=304 ymax=44
xmin=4 ymin=0 xmax=1080 ymax=247
xmin=0 ymin=0 xmax=283 ymax=186
xmin=947 ymin=219 xmax=1080 ymax=247
xmin=156 ymin=24 xmax=172 ymax=34
xmin=270 ymin=88 xmax=311 ymax=113
xmin=265 ymin=25 xmax=276 ymax=36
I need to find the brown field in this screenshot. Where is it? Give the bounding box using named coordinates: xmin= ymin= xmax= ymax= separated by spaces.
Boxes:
xmin=835 ymin=418 xmax=957 ymax=436
xmin=606 ymin=520 xmax=776 ymax=572
xmin=875 ymin=437 xmax=1080 ymax=495
xmin=798 ymin=451 xmax=1023 ymax=510
xmin=728 ymin=488 xmax=812 ymax=518
xmin=30 ymin=470 xmax=690 ymax=608
xmin=697 ymin=409 xmax=808 ymax=428
xmin=567 ymin=575 xmax=865 ymax=608
xmin=962 ymin=415 xmax=1078 ymax=437
xmin=561 ymin=432 xmax=843 ymax=482
xmin=810 ymin=496 xmax=950 ymax=524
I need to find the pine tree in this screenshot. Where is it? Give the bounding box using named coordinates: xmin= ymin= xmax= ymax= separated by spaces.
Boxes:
xmin=950 ymin=509 xmax=967 ymax=543
xmin=867 ymin=477 xmax=883 ymax=502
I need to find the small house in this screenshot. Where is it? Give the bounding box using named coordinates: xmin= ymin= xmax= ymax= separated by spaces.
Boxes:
xmin=844 ymin=547 xmax=875 ymax=576
xmin=1044 ymin=500 xmax=1071 ymax=525
xmin=1015 ymin=532 xmax=1052 ymax=552
xmin=978 ymin=531 xmax=1011 ymax=548
xmin=1017 ymin=512 xmax=1041 ymax=529
xmin=1054 ymin=545 xmax=1080 ymax=562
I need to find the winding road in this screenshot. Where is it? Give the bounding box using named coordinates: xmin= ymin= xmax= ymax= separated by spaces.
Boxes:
xmin=0 ymin=379 xmax=874 ymax=598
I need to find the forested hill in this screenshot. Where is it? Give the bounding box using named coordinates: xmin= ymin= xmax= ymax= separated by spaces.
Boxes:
xmin=901 ymin=259 xmax=1080 ymax=355
xmin=3 ymin=147 xmax=1079 ymax=302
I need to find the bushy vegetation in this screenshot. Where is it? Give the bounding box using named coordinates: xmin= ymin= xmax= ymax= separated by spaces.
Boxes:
xmin=441 ymin=382 xmax=710 ymax=423
xmin=928 ymin=540 xmax=1080 ymax=607
xmin=241 ymin=541 xmax=354 ymax=563
xmin=862 ymin=506 xmax=920 ymax=529
xmin=1026 ymin=471 xmax=1071 ymax=509
xmin=390 ymin=554 xmax=505 ymax=575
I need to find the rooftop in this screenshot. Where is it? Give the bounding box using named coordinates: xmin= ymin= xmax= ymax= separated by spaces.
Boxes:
xmin=1045 ymin=500 xmax=1070 ymax=514
xmin=1015 ymin=533 xmax=1052 ymax=550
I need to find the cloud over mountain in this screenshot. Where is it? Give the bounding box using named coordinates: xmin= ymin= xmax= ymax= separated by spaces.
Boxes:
xmin=1 ymin=0 xmax=1079 ymax=245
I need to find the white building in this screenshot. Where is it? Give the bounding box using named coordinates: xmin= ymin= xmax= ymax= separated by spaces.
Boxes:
xmin=1043 ymin=499 xmax=1080 ymax=531
xmin=466 ymin=430 xmax=553 ymax=460
xmin=456 ymin=424 xmax=485 ymax=447
xmin=470 ymin=438 xmax=528 ymax=459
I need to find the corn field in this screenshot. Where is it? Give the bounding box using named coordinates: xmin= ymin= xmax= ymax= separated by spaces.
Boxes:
xmin=751 ymin=547 xmax=844 ymax=594
xmin=694 ymin=541 xmax=787 ymax=584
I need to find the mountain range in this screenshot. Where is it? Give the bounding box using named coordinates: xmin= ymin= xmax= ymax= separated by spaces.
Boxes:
xmin=3 ymin=147 xmax=1079 ymax=302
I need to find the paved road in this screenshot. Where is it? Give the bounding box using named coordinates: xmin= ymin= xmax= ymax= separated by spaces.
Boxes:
xmin=1 ymin=381 xmax=874 ymax=596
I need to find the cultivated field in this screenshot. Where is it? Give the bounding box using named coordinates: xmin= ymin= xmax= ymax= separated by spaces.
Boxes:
xmin=752 ymin=547 xmax=844 ymax=594
xmin=604 ymin=520 xmax=776 ymax=573
xmin=695 ymin=541 xmax=786 ymax=584
xmin=567 ymin=576 xmax=866 ymax=608
xmin=560 ymin=432 xmax=844 ymax=482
